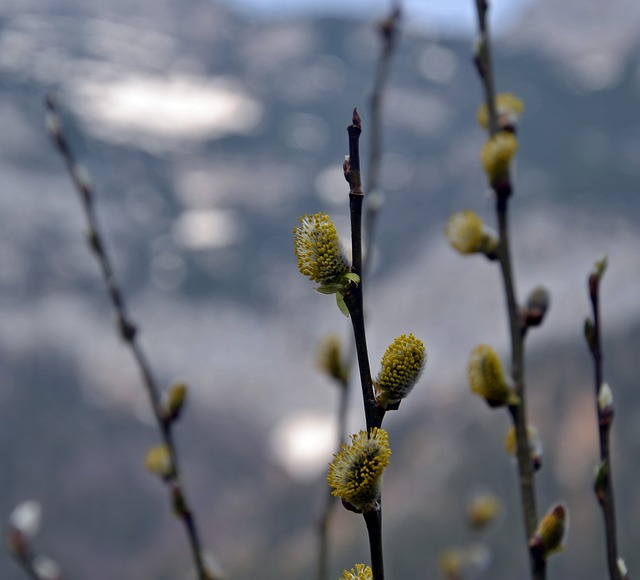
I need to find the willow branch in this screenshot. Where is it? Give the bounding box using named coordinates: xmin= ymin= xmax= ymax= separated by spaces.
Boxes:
xmin=341 ymin=109 xmax=385 ymax=580
xmin=316 ymin=10 xmax=400 ymax=575
xmin=588 ymin=268 xmax=623 ymax=580
xmin=44 ymin=94 xmax=212 ymax=580
xmin=364 ymin=3 xmax=401 ymax=278
xmin=472 ymin=3 xmax=543 ymax=578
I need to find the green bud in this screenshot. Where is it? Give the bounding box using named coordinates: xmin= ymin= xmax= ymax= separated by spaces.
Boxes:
xmin=584 ymin=318 xmax=596 ymax=351
xmin=594 ymin=460 xmax=609 ymax=504
xmin=145 ymin=445 xmax=174 ymax=480
xmin=530 ymin=502 xmax=568 ymax=558
xmin=162 ymin=383 xmax=188 ymax=423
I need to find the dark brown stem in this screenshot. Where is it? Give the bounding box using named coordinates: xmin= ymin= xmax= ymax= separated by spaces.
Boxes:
xmin=472 ymin=4 xmax=543 ymax=578
xmin=316 ymin=13 xmax=400 ymax=571
xmin=589 ymin=273 xmax=622 ymax=580
xmin=343 ymin=110 xmax=385 ymax=580
xmin=364 ymin=509 xmax=385 ymax=580
xmin=44 ymin=94 xmax=212 ymax=580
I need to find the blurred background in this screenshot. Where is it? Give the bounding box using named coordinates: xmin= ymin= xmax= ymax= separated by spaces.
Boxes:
xmin=2 ymin=0 xmax=640 ymax=578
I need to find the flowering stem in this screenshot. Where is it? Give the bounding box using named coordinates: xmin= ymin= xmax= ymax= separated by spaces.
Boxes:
xmin=44 ymin=95 xmax=212 ymax=580
xmin=472 ymin=3 xmax=544 ymax=577
xmin=498 ymin=204 xmax=544 ymax=579
xmin=317 ymin=14 xmax=400 ymax=572
xmin=588 ymin=270 xmax=622 ymax=580
xmin=343 ymin=109 xmax=385 ymax=580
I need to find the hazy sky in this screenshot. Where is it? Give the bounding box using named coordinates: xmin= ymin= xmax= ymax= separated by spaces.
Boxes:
xmin=221 ymin=0 xmax=537 ymax=34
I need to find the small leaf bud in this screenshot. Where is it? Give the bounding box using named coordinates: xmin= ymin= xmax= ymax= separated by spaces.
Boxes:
xmin=316 ymin=334 xmax=349 ymax=385
xmin=589 ymin=255 xmax=608 ymax=299
xmin=171 ymin=484 xmax=188 ymax=518
xmin=162 ymin=382 xmax=188 ymax=423
xmin=618 ymin=557 xmax=628 ymax=579
xmin=598 ymin=382 xmax=614 ymax=427
xmin=505 ymin=424 xmax=543 ymax=471
xmin=584 ymin=318 xmax=596 ymax=352
xmin=524 ymin=285 xmax=551 ymax=328
xmin=530 ymin=502 xmax=569 ymax=559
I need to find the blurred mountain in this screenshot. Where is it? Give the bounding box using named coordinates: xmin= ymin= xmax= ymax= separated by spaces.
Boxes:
xmin=1 ymin=1 xmax=640 ymax=578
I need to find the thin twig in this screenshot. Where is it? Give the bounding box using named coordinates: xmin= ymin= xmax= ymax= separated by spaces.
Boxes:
xmin=364 ymin=3 xmax=401 ymax=278
xmin=315 ymin=9 xmax=400 ymax=576
xmin=44 ymin=94 xmax=212 ymax=580
xmin=588 ymin=267 xmax=623 ymax=580
xmin=471 ymin=3 xmax=543 ymax=578
xmin=343 ymin=109 xmax=385 ymax=580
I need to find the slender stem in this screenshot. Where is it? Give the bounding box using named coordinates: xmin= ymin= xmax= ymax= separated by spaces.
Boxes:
xmin=474 ymin=0 xmax=499 ymax=137
xmin=45 ymin=95 xmax=212 ymax=580
xmin=472 ymin=3 xmax=543 ymax=577
xmin=345 ymin=110 xmax=385 ymax=433
xmin=316 ymin=12 xmax=400 ymax=573
xmin=364 ymin=4 xmax=401 ymax=278
xmin=589 ymin=273 xmax=622 ymax=580
xmin=498 ymin=205 xmax=544 ymax=580
xmin=364 ymin=509 xmax=385 ymax=580
xmin=343 ymin=109 xmax=385 ymax=580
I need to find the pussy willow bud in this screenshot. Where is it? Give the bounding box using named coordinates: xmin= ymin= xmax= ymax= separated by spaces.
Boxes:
xmin=467 ymin=492 xmax=502 ymax=530
xmin=618 ymin=557 xmax=628 ymax=579
xmin=339 ymin=564 xmax=373 ymax=580
xmin=294 ymin=213 xmax=359 ymax=316
xmin=327 ymin=428 xmax=391 ymax=513
xmin=530 ymin=503 xmax=568 ymax=559
xmin=524 ymin=285 xmax=550 ymax=328
xmin=468 ymin=344 xmax=519 ymax=408
xmin=316 ymin=334 xmax=349 ymax=384
xmin=7 ymin=500 xmax=42 ymax=558
xmin=145 ymin=445 xmax=174 ymax=480
xmin=598 ymin=382 xmax=614 ymax=427
xmin=32 ymin=555 xmax=61 ymax=580
xmin=439 ymin=543 xmax=491 ymax=580
xmin=374 ymin=333 xmax=426 ymax=409
xmin=162 ymin=382 xmax=188 ymax=423
xmin=480 ymin=131 xmax=518 ymax=190
xmin=477 ymin=93 xmax=524 ymax=132
xmin=445 ymin=210 xmax=498 ymax=259
xmin=505 ymin=424 xmax=543 ymax=471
